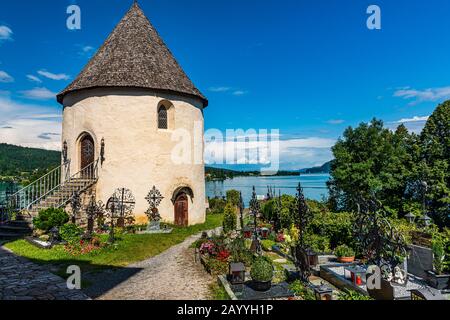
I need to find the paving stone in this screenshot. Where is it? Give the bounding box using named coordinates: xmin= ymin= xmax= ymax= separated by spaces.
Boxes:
xmin=0 ymin=246 xmax=90 ymax=301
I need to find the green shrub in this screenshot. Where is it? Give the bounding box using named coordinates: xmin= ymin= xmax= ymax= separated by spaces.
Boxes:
xmin=226 ymin=190 xmax=240 ymax=207
xmin=262 ymin=199 xmax=277 ymax=222
xmin=223 ymin=203 xmax=237 ymax=233
xmin=250 ymin=256 xmax=274 ymax=282
xmin=227 ymin=238 xmax=253 ymax=265
xmin=203 ymin=256 xmax=228 ymax=275
xmin=261 ymin=239 xmax=276 ymax=252
xmin=432 ymin=234 xmax=447 ymax=275
xmin=338 ymin=289 xmax=372 ymax=300
xmin=33 ymin=208 xmax=69 ymax=232
xmin=335 ymin=244 xmax=355 ymax=258
xmin=209 ymin=198 xmax=227 ymax=213
xmin=308 ymin=211 xmax=354 ymax=249
xmin=304 ymin=233 xmax=331 ymax=253
xmin=289 ymin=280 xmax=316 ymax=300
xmin=59 ymin=223 xmax=84 ymax=245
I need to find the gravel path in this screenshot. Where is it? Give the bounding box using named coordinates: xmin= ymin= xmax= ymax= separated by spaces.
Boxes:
xmin=85 ymin=228 xmax=221 ymax=300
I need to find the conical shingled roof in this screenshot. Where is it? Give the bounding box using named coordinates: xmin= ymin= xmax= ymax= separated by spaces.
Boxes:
xmin=57 ymin=2 xmax=208 ymax=106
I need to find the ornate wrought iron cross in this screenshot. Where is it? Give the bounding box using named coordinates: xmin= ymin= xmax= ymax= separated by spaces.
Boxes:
xmin=106 ymin=188 xmax=135 ymax=228
xmin=354 ymin=195 xmax=408 ymax=281
xmin=249 ymin=186 xmax=262 ymax=254
xmin=146 ymin=186 xmax=164 ymax=209
xmin=145 ymin=186 xmax=164 ymax=222
xmin=293 ymin=182 xmax=313 ymax=283
xmin=238 ymin=191 xmax=245 ymax=231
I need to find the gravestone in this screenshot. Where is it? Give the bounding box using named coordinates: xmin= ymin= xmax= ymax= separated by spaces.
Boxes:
xmin=407 ymin=245 xmax=433 ymax=279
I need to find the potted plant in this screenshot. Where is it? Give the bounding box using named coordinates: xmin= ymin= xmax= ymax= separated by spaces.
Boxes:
xmin=427 ymin=235 xmax=450 ymax=290
xmin=335 ymin=245 xmax=355 ymax=263
xmin=250 ymin=256 xmax=274 ymax=291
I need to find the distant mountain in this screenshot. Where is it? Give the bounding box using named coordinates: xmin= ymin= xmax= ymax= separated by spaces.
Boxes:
xmin=205 ymin=166 xmax=299 ymax=181
xmin=300 ymin=161 xmax=332 ymax=174
xmin=0 ymin=144 xmax=61 ymax=181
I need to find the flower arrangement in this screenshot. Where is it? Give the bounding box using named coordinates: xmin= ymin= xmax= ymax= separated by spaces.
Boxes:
xmin=200 ymin=241 xmax=217 ymax=256
xmin=276 ymin=233 xmax=286 ymax=243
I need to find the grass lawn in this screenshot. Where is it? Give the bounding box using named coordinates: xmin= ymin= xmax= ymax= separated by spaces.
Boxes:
xmin=3 ymin=213 xmax=223 ymax=274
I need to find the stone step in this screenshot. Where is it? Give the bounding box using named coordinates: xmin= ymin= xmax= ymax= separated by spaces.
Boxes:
xmin=0 ymin=225 xmax=32 ymax=233
xmin=0 ymin=232 xmax=25 ymax=240
xmin=4 ymin=220 xmax=32 ymax=228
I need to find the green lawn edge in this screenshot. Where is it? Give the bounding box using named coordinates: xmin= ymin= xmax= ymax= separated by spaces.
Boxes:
xmin=3 ymin=214 xmax=223 ymax=272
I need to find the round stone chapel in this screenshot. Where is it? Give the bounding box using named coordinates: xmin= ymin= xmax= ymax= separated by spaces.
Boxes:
xmin=57 ymin=3 xmax=208 ymax=226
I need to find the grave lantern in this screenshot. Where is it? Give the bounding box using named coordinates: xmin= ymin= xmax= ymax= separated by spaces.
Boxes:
xmin=243 ymin=227 xmax=253 ymax=239
xmin=306 ymin=249 xmax=319 ymax=267
xmin=313 ymin=284 xmax=333 ymax=301
xmin=418 ymin=214 xmax=432 ymax=227
xmin=405 ymin=212 xmax=416 ymax=224
xmin=228 ymin=262 xmax=246 ymax=285
xmin=345 ymin=266 xmax=366 ymax=286
xmin=404 ymin=212 xmax=416 ymax=224
xmin=49 ymin=226 xmax=60 ymax=244
xmin=260 ymin=227 xmax=270 ymax=239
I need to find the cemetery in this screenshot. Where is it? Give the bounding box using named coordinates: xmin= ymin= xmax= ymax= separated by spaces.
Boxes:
xmin=198 ymin=184 xmax=450 ymax=301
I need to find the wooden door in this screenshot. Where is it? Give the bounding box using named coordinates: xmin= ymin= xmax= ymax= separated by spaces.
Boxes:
xmin=80 ymin=135 xmax=95 ymax=172
xmin=174 ymin=193 xmax=189 ymax=226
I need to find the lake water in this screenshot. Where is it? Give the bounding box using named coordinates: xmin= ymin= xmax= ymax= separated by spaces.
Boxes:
xmin=0 ymin=182 xmax=20 ymax=205
xmin=0 ymin=175 xmax=330 ymax=207
xmin=206 ymin=174 xmax=330 ymax=205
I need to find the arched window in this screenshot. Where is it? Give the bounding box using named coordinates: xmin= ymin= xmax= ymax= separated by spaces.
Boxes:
xmin=158 ymin=105 xmax=168 ymax=129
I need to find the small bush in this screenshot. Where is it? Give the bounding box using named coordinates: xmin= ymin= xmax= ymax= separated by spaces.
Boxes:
xmin=250 ymin=256 xmax=274 ymax=282
xmin=60 ymin=223 xmax=84 ymax=245
xmin=335 ymin=244 xmax=355 ymax=258
xmin=223 ymin=203 xmax=237 ymax=233
xmin=261 ymin=239 xmax=275 ymax=252
xmin=432 ymin=234 xmax=447 ymax=275
xmin=338 ymin=289 xmax=372 ymax=300
xmin=227 ymin=237 xmax=253 ymax=265
xmin=33 ymin=208 xmax=69 ymax=232
xmin=209 ymin=198 xmax=227 ymax=213
xmin=304 ymin=233 xmax=331 ymax=253
xmin=226 ymin=190 xmax=240 ymax=207
xmin=289 ymin=280 xmax=316 ymax=300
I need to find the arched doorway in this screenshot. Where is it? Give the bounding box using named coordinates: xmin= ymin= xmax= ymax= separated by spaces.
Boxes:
xmin=80 ymin=134 xmax=95 ymax=172
xmin=174 ymin=193 xmax=189 ymax=226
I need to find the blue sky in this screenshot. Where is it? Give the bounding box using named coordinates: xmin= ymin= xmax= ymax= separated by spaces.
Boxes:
xmin=1 ymin=0 xmax=449 ymax=170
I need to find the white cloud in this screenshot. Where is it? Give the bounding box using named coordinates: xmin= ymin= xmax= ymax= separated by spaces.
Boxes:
xmin=20 ymin=87 xmax=57 ymax=100
xmin=387 ymin=115 xmax=430 ymax=134
xmin=204 ymin=131 xmax=335 ymax=170
xmin=0 ymin=26 xmax=13 ymax=41
xmin=27 ymin=75 xmax=42 ymax=83
xmin=0 ymin=96 xmax=62 ymax=150
xmin=232 ymin=90 xmax=247 ymax=96
xmin=396 ymin=116 xmax=429 ymax=123
xmin=0 ymin=71 xmax=14 ymax=83
xmin=208 ymin=86 xmax=231 ymax=92
xmin=394 ymin=86 xmax=450 ymax=104
xmin=326 ymin=119 xmax=345 ymax=125
xmin=37 ymin=70 xmax=70 ymax=81
xmin=208 ymin=87 xmax=248 ymax=96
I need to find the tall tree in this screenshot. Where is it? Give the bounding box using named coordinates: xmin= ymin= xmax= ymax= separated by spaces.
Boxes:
xmin=420 ymin=101 xmax=450 ymax=228
xmin=328 ymin=119 xmax=417 ymax=216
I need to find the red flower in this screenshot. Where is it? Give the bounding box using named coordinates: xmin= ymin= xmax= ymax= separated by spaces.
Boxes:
xmin=217 ymin=249 xmax=231 ymax=262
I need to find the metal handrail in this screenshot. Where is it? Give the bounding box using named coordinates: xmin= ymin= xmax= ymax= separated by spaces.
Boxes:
xmin=6 ymin=159 xmax=99 ymax=221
